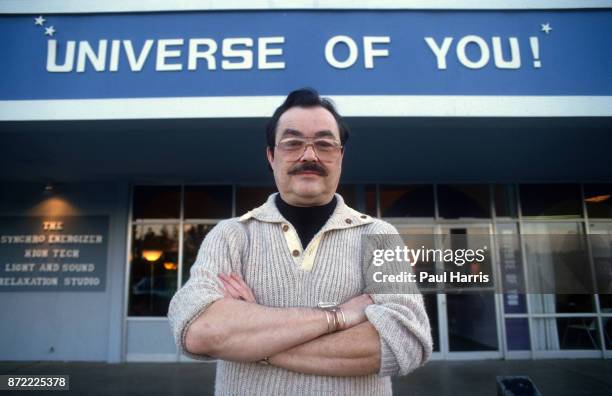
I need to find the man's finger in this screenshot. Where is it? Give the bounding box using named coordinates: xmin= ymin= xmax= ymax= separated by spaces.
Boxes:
xmin=217 ymin=277 xmax=234 ymax=299
xmin=219 ymin=274 xmax=252 ymax=302
xmin=219 ymin=276 xmax=242 ymax=299
xmin=221 ymin=273 xmax=253 ymax=302
xmin=231 ymin=272 xmax=256 ymax=302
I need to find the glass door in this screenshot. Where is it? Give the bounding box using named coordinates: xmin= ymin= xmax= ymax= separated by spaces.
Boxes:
xmin=439 ymin=224 xmax=502 ymax=359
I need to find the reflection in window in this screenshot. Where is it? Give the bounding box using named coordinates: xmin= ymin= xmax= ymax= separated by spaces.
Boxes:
xmin=437 ymin=184 xmax=490 ymax=219
xmin=182 ymin=224 xmax=215 ymax=285
xmin=560 ymin=317 xmax=602 ymax=349
xmin=396 ymin=227 xmax=437 ymax=290
xmin=523 ymin=223 xmax=594 ymax=314
xmin=533 ymin=318 xmax=600 ymax=350
xmin=589 ymin=223 xmax=612 ymax=311
xmin=184 ymin=186 xmax=232 ymax=219
xmin=584 ymin=184 xmax=612 ymax=219
xmin=380 ymin=185 xmax=434 ymax=218
xmin=440 ymin=227 xmax=493 ymax=290
xmin=447 ymin=293 xmax=498 ymax=351
xmin=129 ymin=224 xmax=179 ymax=316
xmin=133 ymin=186 xmax=180 ymax=219
xmin=519 ymin=184 xmax=582 ymax=219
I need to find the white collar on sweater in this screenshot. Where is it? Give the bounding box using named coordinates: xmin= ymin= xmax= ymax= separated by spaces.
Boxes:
xmin=239 ymin=192 xmax=374 ymax=231
xmin=238 ymin=192 xmax=374 ymax=271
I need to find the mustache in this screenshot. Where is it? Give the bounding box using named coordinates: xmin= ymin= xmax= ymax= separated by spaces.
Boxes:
xmin=288 ymin=162 xmax=328 ymax=176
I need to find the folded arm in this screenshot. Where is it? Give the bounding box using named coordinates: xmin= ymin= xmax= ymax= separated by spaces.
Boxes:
xmin=183 ymin=271 xmax=373 ymax=363
xmin=268 ymin=321 xmax=381 ymax=376
xmin=185 ymin=297 xmax=329 ymax=362
xmin=217 ymin=272 xmax=380 ymax=375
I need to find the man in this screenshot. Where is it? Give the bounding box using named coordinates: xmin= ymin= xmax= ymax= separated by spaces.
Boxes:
xmin=168 ymin=88 xmax=432 ymax=395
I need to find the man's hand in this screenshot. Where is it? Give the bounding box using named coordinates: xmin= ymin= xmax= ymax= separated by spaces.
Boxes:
xmin=339 ymin=293 xmax=373 ymax=328
xmin=218 ymin=272 xmax=256 ymax=303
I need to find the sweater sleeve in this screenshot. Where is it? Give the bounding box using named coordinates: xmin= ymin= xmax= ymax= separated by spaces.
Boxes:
xmin=363 ymin=221 xmax=433 ymax=377
xmin=167 ymin=219 xmax=245 ymax=361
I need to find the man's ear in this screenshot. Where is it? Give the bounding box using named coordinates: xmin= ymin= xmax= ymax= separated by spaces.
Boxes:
xmin=266 ymin=146 xmax=274 ymax=173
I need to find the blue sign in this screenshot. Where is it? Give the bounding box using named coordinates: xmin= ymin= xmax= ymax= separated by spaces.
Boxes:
xmin=1 ymin=10 xmax=611 ymax=99
xmin=0 ymin=216 xmax=109 ymax=292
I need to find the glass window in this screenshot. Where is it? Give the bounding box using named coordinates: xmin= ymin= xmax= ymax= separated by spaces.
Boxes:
xmin=184 ymin=186 xmax=232 ymax=219
xmin=605 ymin=317 xmax=612 ymax=350
xmin=437 ymin=184 xmax=490 ymax=219
xmin=440 ymin=226 xmax=494 ymax=290
xmin=519 ymin=184 xmax=582 ymax=219
xmin=447 ymin=293 xmax=498 ymax=351
xmin=494 ymin=184 xmax=518 ymax=218
xmin=584 ymin=184 xmax=612 ymax=219
xmin=506 ymin=318 xmax=530 ymax=351
xmin=589 ymin=223 xmax=612 ymax=310
xmin=395 ymin=226 xmax=437 ymax=292
xmin=337 ymin=184 xmax=358 ymax=209
xmin=601 ymin=294 xmax=612 ymax=312
xmin=365 ymin=184 xmax=377 ymax=217
xmin=423 ymin=294 xmax=440 ymax=352
xmin=533 ymin=318 xmax=600 ymax=350
xmin=380 ymin=185 xmax=434 ymax=218
xmin=133 ymin=186 xmax=180 ymax=219
xmin=236 ymin=186 xmax=277 ymax=216
xmin=128 ymin=224 xmax=179 ymax=316
xmin=523 ymin=222 xmax=595 ymax=314
xmin=182 ymin=224 xmax=215 ymax=285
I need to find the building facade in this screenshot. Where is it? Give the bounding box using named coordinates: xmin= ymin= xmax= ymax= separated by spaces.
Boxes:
xmin=1 ymin=1 xmax=611 ymax=363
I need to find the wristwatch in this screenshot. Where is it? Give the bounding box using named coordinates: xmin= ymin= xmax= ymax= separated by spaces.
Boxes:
xmin=318 ymin=301 xmax=339 ymax=310
xmin=318 ymin=301 xmax=338 ymax=312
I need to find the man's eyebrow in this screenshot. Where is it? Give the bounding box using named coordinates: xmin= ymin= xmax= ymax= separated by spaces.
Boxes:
xmin=279 ymin=129 xmax=338 ymax=139
xmin=314 ymin=130 xmax=336 ymax=139
xmin=279 ymin=129 xmax=304 ymax=138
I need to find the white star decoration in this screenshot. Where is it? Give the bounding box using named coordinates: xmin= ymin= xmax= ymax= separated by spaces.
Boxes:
xmin=34 ymin=15 xmax=45 ymax=26
xmin=44 ymin=26 xmax=55 ymax=37
xmin=541 ymin=23 xmax=553 ymax=34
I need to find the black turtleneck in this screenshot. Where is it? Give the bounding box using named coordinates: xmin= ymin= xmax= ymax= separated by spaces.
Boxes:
xmin=275 ymin=194 xmax=337 ymax=248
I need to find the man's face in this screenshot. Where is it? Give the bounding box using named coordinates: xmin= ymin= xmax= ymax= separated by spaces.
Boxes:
xmin=267 ymin=106 xmax=344 ymax=207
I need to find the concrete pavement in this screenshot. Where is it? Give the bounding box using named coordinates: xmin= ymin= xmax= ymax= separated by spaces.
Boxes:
xmin=1 ymin=359 xmax=611 ymax=395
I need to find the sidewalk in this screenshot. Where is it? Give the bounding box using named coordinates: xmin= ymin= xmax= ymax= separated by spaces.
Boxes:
xmin=1 ymin=359 xmax=611 ymax=395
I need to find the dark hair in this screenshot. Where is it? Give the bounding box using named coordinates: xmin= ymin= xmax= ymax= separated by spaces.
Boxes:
xmin=266 ymin=88 xmax=350 ymax=154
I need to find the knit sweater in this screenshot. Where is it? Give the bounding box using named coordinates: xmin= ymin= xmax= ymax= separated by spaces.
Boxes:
xmin=168 ymin=193 xmax=432 ymax=396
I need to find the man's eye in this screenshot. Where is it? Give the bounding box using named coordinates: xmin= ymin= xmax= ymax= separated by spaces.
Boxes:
xmin=282 ymin=140 xmax=304 ymax=149
xmin=314 ymin=140 xmax=335 ymax=150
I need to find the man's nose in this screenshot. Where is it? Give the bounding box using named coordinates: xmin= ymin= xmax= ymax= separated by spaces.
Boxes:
xmin=300 ymin=144 xmax=319 ymax=161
